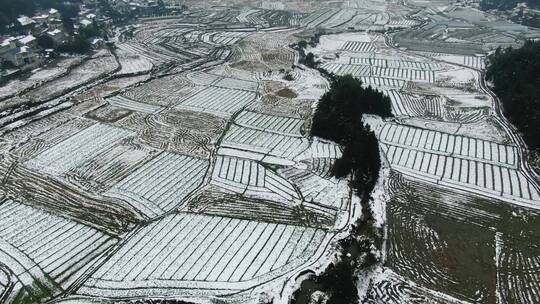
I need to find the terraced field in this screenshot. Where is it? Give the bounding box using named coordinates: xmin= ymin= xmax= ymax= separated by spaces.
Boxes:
xmin=78 ymin=212 xmax=330 ymax=298
xmin=377 ymin=122 xmax=540 ymax=206
xmin=105 ymin=152 xmax=209 ymax=217
xmin=0 ymin=199 xmax=118 ymax=303
xmin=25 ymin=123 xmax=135 ymax=176
xmin=175 ymin=86 xmax=256 ymax=116
xmin=0 ymin=2 xmax=539 ymax=304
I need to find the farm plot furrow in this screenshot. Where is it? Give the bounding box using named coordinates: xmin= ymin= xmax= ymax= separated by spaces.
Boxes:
xmin=122 ymin=75 xmax=197 ymax=107
xmin=381 ymin=143 xmax=540 ymax=205
xmin=105 ymin=152 xmax=209 ymax=217
xmin=371 ymin=66 xmax=435 ymax=82
xmin=25 ymin=123 xmax=135 ymax=176
xmin=65 ymin=142 xmax=157 ymax=193
xmin=211 ymin=155 xmax=300 ymax=203
xmin=78 ymin=212 xmax=329 ymax=297
xmin=386 ymin=173 xmax=498 ymax=303
xmin=188 ymin=187 xmax=335 ymax=228
xmin=384 ymin=90 xmax=445 ymax=118
xmin=296 ymin=137 xmax=342 ymax=162
xmin=222 ymin=125 xmax=309 ymax=160
xmin=115 ymin=44 xmax=153 ymax=76
xmin=378 ymin=123 xmax=518 ymax=167
xmin=341 ymin=41 xmax=376 ymax=53
xmin=278 ymin=167 xmax=349 ymax=210
xmin=186 ymin=71 xmax=221 ymax=86
xmin=106 ymin=95 xmax=164 ymax=114
xmin=235 ymin=111 xmax=304 ymax=136
xmin=359 ymin=76 xmax=405 ymax=89
xmin=497 ymin=234 xmax=540 ymax=304
xmin=0 ymin=199 xmax=117 ymax=300
xmin=214 ymin=77 xmax=258 ymax=91
xmin=175 ymin=86 xmax=256 ymax=116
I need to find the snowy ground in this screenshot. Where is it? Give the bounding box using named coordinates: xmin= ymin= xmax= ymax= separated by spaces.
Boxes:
xmin=0 ymin=2 xmax=539 ymax=304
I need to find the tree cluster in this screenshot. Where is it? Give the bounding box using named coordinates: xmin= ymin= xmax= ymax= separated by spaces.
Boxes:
xmin=311 ymin=75 xmax=393 ymax=195
xmin=486 ymin=40 xmax=540 ymax=151
xmin=480 ymin=0 xmax=540 ymax=10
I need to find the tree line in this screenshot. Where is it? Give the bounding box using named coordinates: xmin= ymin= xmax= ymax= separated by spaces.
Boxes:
xmin=311 ymin=74 xmax=393 ymax=195
xmin=486 ymin=40 xmax=540 ymax=152
xmin=292 ymin=75 xmax=392 ymax=304
xmin=480 ymin=0 xmax=540 ymax=10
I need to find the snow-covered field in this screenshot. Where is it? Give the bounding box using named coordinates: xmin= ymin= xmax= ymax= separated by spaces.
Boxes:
xmin=25 ymin=123 xmax=135 ymax=176
xmin=175 ymin=86 xmax=256 ymax=116
xmin=1 ymin=3 xmax=539 ymax=304
xmin=105 ymin=152 xmax=209 ymax=217
xmin=0 ymin=199 xmax=117 ymax=302
xmin=78 ymin=212 xmax=329 ymax=298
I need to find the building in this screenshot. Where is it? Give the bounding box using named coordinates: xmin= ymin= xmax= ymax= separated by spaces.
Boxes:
xmin=80 ymin=19 xmax=94 ymax=28
xmin=91 ymin=38 xmax=105 ymax=49
xmin=17 ymin=16 xmax=36 ymax=28
xmin=18 ymin=35 xmax=37 ymax=48
xmin=3 ymin=46 xmax=40 ymax=67
xmin=46 ymin=29 xmax=67 ymax=45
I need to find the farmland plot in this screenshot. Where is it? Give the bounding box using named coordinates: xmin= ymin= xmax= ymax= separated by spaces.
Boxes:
xmin=23 ymin=54 xmax=118 ymax=101
xmin=0 ymin=199 xmax=118 ymax=303
xmin=497 ymin=233 xmax=540 ymax=304
xmin=228 ymin=31 xmax=298 ymax=72
xmin=105 ymin=152 xmax=209 ymax=217
xmin=278 ymin=167 xmax=349 ymax=210
xmin=115 ymin=45 xmax=154 ymax=76
xmin=175 ymin=86 xmax=256 ymax=116
xmin=341 ymin=41 xmax=376 ymax=53
xmin=85 ymin=104 xmax=132 ymax=123
xmin=106 ymin=95 xmax=164 ymax=114
xmin=65 ymin=142 xmax=158 ymax=193
xmin=114 ymin=109 xmax=226 ymax=157
xmin=432 ymin=54 xmax=486 ymax=70
xmin=385 ymin=90 xmax=445 ymax=118
xmin=365 ymin=270 xmax=467 ymax=304
xmin=186 ymin=71 xmax=221 ymax=86
xmin=385 ymin=173 xmax=497 ymax=302
xmin=0 ymin=57 xmax=83 ymax=100
xmin=359 ymin=76 xmax=405 ymax=89
xmin=211 ymin=155 xmax=300 ymax=204
xmin=321 ymin=63 xmax=435 ymax=82
xmin=378 ymin=123 xmax=518 ymax=167
xmin=222 ymin=124 xmax=309 ymax=160
xmin=187 ymin=186 xmax=335 ymax=228
xmin=122 ymin=74 xmax=197 ymax=107
xmin=5 ymin=115 xmax=95 ymax=160
xmin=214 ymin=77 xmax=258 ymax=91
xmin=298 ymin=137 xmax=342 ymax=160
xmin=4 ymin=163 xmax=141 ymax=235
xmin=349 ymin=56 xmax=439 ymax=70
xmin=25 ymin=123 xmax=135 ymax=176
xmin=78 ymin=212 xmax=330 ymax=298
xmin=249 ymin=94 xmax=312 ymax=120
xmin=378 ymin=123 xmax=540 ymax=207
xmin=235 ymin=110 xmax=304 ymax=136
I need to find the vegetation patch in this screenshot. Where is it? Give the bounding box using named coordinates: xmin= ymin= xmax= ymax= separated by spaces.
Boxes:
xmin=311 ymin=74 xmax=393 ymax=194
xmin=486 ymin=40 xmax=540 ymax=160
xmin=291 ymin=75 xmax=392 ymax=304
xmin=275 ymin=88 xmax=298 ymax=99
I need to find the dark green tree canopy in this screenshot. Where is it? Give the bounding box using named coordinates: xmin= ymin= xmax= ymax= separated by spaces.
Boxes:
xmin=487 ymin=40 xmax=540 ymax=150
xmin=310 ymin=74 xmax=393 ymax=195
xmin=311 ymin=74 xmax=393 ymax=144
